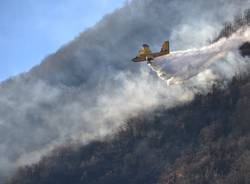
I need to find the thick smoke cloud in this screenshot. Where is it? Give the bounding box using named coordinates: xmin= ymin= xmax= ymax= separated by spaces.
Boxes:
xmin=0 ymin=0 xmax=249 ymax=181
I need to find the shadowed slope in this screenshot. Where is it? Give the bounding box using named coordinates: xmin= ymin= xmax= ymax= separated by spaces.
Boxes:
xmin=7 ymin=70 xmax=250 ymax=184
xmin=240 ymin=42 xmax=250 ymax=57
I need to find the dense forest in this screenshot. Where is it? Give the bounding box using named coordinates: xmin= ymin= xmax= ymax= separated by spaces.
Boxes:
xmin=6 ymin=10 xmax=250 ymax=184
xmin=7 ymin=71 xmax=250 ymax=184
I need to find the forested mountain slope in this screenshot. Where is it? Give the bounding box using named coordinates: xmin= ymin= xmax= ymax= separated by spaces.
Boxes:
xmin=7 ymin=43 xmax=250 ymax=184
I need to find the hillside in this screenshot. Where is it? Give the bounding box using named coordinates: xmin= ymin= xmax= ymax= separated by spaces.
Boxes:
xmin=1 ymin=1 xmax=250 ymax=183
xmin=7 ymin=42 xmax=250 ymax=183
xmin=7 ymin=66 xmax=250 ymax=184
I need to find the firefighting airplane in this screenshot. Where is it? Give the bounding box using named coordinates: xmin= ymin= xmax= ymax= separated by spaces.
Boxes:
xmin=132 ymin=41 xmax=170 ymax=62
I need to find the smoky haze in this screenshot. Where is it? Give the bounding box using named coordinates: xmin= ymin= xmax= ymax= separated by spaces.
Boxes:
xmin=0 ymin=0 xmax=249 ymax=181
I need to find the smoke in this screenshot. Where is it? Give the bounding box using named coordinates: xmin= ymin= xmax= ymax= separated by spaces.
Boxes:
xmin=95 ymin=28 xmax=250 ymax=129
xmin=0 ymin=0 xmax=250 ymax=181
xmin=149 ymin=28 xmax=250 ymax=88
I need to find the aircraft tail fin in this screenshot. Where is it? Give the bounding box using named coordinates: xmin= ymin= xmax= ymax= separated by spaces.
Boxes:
xmin=160 ymin=41 xmax=170 ymax=53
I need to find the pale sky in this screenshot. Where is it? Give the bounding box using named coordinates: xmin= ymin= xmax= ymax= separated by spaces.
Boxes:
xmin=0 ymin=0 xmax=126 ymax=81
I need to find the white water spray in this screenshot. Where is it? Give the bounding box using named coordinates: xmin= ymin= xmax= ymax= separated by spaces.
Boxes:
xmin=148 ymin=28 xmax=250 ymax=86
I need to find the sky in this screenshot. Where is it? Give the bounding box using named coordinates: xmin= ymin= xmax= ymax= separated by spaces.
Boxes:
xmin=0 ymin=0 xmax=126 ymax=81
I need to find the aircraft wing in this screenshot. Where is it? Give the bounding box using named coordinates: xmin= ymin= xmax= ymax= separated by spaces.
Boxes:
xmin=131 ymin=56 xmax=147 ymax=62
xmin=152 ymin=50 xmax=170 ymax=58
xmin=132 ymin=50 xmax=169 ymax=62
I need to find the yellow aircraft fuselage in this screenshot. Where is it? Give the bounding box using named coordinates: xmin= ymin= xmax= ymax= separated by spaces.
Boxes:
xmin=132 ymin=41 xmax=170 ymax=62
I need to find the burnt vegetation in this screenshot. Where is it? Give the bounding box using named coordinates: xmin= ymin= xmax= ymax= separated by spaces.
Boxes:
xmin=214 ymin=9 xmax=250 ymax=41
xmin=7 ymin=10 xmax=250 ymax=184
